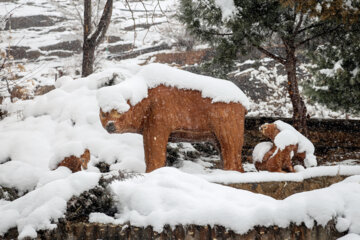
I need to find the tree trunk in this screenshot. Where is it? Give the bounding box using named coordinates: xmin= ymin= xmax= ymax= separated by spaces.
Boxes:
xmin=82 ymin=40 xmax=95 ymax=77
xmin=81 ymin=0 xmax=113 ymax=77
xmin=82 ymin=0 xmax=93 ymax=77
xmin=285 ymin=47 xmax=308 ymax=136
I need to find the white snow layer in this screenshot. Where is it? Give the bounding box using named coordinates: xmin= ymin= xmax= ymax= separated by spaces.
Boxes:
xmin=0 ymin=172 xmax=100 ymax=239
xmin=274 ymin=120 xmax=317 ymax=167
xmin=274 ymin=129 xmax=299 ymax=150
xmin=214 ymin=0 xmax=237 ymax=20
xmin=97 ymin=63 xmax=250 ymax=113
xmin=0 ymin=66 xmax=145 ymax=192
xmin=198 ymin=165 xmax=360 ymax=184
xmin=89 ymin=168 xmax=360 ymax=236
xmin=1 ymin=64 xmax=360 ymax=238
xmin=252 ymin=142 xmax=273 ymax=163
xmin=338 ymin=233 xmax=360 ymax=240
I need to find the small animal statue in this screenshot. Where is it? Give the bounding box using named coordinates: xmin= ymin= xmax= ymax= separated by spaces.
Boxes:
xmin=253 ymin=121 xmax=317 ymax=172
xmin=253 ymin=141 xmax=297 ymax=173
xmin=99 ymin=85 xmax=247 ymax=173
xmin=57 ymin=149 xmax=90 ymax=173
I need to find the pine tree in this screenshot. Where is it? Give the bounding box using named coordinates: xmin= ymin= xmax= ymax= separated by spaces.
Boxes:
xmin=303 ymin=18 xmax=360 ymax=114
xmin=179 ymin=0 xmax=349 ymax=136
xmin=281 ymin=0 xmax=359 ymax=23
xmin=284 ymin=0 xmax=360 ymax=115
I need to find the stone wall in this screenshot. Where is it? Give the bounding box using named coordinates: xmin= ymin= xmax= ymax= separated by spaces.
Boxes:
xmin=226 ymin=175 xmax=346 ymax=200
xmin=0 ymin=175 xmax=351 ymax=240
xmin=1 ymin=221 xmax=344 ymax=240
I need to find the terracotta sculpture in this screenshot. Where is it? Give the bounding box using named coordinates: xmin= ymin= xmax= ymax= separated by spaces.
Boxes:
xmin=57 ymin=149 xmax=90 ymax=173
xmin=99 ymin=85 xmax=247 ymax=173
xmin=254 ymin=142 xmax=297 ymax=173
xmin=253 ymin=123 xmax=307 ymax=173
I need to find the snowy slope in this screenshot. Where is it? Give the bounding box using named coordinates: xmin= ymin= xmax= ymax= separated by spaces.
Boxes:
xmin=1 ymin=0 xmax=358 ymax=119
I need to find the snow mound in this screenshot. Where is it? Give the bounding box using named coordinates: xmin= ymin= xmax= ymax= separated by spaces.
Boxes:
xmin=90 ymin=168 xmax=360 ymax=236
xmin=97 ymin=63 xmax=250 ymax=113
xmin=48 ymin=142 xmax=87 ymax=170
xmin=0 ymin=172 xmax=100 ymax=239
xmin=0 ymin=67 xmax=146 ymax=192
xmin=252 ymin=142 xmax=273 ymax=163
xmin=274 ymin=120 xmax=317 ymax=167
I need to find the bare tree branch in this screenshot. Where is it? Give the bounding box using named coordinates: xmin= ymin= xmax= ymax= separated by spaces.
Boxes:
xmin=72 ymin=2 xmax=84 ymax=26
xmin=89 ymin=0 xmax=113 ymax=46
xmin=140 ymin=0 xmax=150 ymax=44
xmin=296 ymin=25 xmax=341 ymax=47
xmin=297 ymin=22 xmax=326 ymax=35
xmin=255 ymin=45 xmax=286 ymax=64
xmin=94 ymin=0 xmax=102 ymax=26
xmin=0 ymin=4 xmax=24 ymax=22
xmin=124 ymin=0 xmax=137 ymax=49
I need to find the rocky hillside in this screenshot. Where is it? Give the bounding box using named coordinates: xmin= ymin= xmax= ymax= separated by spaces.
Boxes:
xmin=1 ymin=0 xmax=359 ymax=120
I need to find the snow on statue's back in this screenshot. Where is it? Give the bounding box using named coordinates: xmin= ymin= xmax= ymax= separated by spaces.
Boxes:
xmin=97 ymin=63 xmax=250 ymax=113
xmin=274 ymin=120 xmax=317 ymax=167
xmin=252 ymin=142 xmax=273 ymax=163
xmin=97 ymin=63 xmax=249 ymax=173
xmin=274 ymin=120 xmax=315 ymax=155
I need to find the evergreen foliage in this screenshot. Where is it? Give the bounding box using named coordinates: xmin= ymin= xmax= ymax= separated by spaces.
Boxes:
xmin=178 ymin=0 xmax=347 ymax=134
xmin=304 ymin=22 xmax=360 ymax=114
xmin=281 ymin=0 xmax=360 ymax=23
xmin=178 ymin=0 xmax=340 ymax=66
xmin=179 ymin=0 xmax=360 ymax=132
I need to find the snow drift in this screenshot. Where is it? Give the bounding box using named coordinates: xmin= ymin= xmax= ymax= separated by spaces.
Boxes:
xmin=90 ymin=168 xmax=360 ymax=236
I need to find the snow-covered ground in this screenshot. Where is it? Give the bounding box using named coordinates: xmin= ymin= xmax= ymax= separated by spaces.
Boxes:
xmin=0 ymin=171 xmax=101 ymax=239
xmin=0 ymin=63 xmax=359 ymax=239
xmin=0 ymin=0 xmax=178 ymax=94
xmin=1 ymin=1 xmax=360 ymax=239
xmin=90 ymin=168 xmax=360 ymax=236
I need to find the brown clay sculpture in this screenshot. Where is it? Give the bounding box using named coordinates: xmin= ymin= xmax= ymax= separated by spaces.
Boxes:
xmin=253 ymin=123 xmax=308 ymax=173
xmin=57 ymin=149 xmax=91 ymax=173
xmin=99 ymin=85 xmax=247 ymax=173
